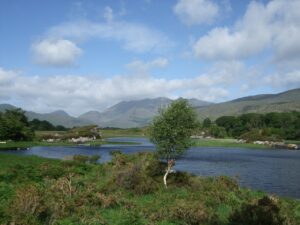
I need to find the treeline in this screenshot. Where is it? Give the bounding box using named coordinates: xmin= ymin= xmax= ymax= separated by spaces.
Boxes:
xmin=0 ymin=109 xmax=67 ymax=141
xmin=202 ymin=111 xmax=300 ymax=140
xmin=29 ymin=119 xmax=67 ymax=131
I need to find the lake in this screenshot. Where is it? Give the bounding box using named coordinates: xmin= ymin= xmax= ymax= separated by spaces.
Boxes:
xmin=1 ymin=137 xmax=300 ymax=199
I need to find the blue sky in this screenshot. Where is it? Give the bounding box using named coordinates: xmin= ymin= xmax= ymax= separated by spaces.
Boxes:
xmin=0 ymin=0 xmax=299 ymax=115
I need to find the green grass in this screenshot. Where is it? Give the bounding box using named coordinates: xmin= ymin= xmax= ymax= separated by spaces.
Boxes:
xmin=192 ymin=138 xmax=269 ymax=149
xmin=0 ymin=139 xmax=141 ymax=150
xmin=101 ymin=128 xmax=147 ymax=138
xmin=0 ymin=153 xmax=299 ymax=225
xmin=88 ymin=140 xmax=141 ymax=146
xmin=0 ymin=141 xmax=74 ymax=150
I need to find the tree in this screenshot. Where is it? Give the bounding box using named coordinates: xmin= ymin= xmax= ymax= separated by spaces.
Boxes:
xmin=202 ymin=118 xmax=212 ymax=128
xmin=0 ymin=109 xmax=34 ymax=141
xmin=149 ymin=99 xmax=198 ymax=188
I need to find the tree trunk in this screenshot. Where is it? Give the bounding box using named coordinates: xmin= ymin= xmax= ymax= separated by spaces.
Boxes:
xmin=163 ymin=159 xmax=175 ymax=189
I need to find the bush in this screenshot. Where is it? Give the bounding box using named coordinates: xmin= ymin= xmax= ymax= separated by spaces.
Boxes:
xmin=229 ymin=196 xmax=286 ymax=225
xmin=167 ymin=200 xmax=214 ymax=225
xmin=8 ymin=184 xmax=45 ymax=225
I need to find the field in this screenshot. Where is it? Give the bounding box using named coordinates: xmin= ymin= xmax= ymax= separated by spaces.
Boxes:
xmin=192 ymin=138 xmax=268 ymax=149
xmin=100 ymin=127 xmax=147 ymax=138
xmin=0 ymin=153 xmax=299 ymax=224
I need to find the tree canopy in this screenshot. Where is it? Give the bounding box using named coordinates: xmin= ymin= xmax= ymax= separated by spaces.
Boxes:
xmin=149 ymin=99 xmax=198 ymax=161
xmin=0 ymin=109 xmax=34 ymax=141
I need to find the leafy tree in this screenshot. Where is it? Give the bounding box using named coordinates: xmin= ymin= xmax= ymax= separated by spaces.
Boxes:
xmin=149 ymin=99 xmax=198 ymax=188
xmin=210 ymin=125 xmax=227 ymax=138
xmin=202 ymin=118 xmax=212 ymax=128
xmin=0 ymin=109 xmax=34 ymax=141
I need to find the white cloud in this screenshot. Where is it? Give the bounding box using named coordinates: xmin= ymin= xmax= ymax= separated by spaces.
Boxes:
xmin=103 ymin=6 xmax=114 ymax=22
xmin=45 ymin=19 xmax=173 ymax=53
xmin=126 ymin=57 xmax=169 ymax=73
xmin=32 ymin=39 xmax=82 ymax=67
xmin=193 ymin=0 xmax=300 ymax=65
xmin=0 ymin=62 xmax=249 ymax=115
xmin=264 ymin=70 xmax=300 ymax=90
xmin=174 ymin=0 xmax=219 ymax=26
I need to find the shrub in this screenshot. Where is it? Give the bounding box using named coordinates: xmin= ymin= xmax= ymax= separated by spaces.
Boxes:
xmin=89 ymin=155 xmax=101 ymax=164
xmin=73 ymin=155 xmax=89 ymax=164
xmin=229 ymin=196 xmax=286 ymax=225
xmin=167 ymin=200 xmax=214 ymax=225
xmin=8 ymin=184 xmax=45 ymax=225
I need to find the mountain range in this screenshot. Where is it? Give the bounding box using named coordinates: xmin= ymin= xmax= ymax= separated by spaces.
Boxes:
xmin=1 ymin=88 xmax=299 ymax=128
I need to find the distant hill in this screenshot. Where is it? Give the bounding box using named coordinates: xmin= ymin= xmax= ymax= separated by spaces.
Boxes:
xmin=79 ymin=97 xmax=212 ymax=128
xmin=25 ymin=110 xmax=90 ymax=128
xmin=195 ymin=88 xmax=300 ymax=120
xmin=97 ymin=97 xmax=172 ymax=128
xmin=1 ymin=88 xmax=299 ymax=128
xmin=0 ymin=104 xmax=16 ymax=111
xmin=0 ymin=105 xmax=90 ymax=128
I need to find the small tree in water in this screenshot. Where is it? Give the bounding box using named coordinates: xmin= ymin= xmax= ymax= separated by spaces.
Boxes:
xmin=149 ymin=99 xmax=198 ymax=188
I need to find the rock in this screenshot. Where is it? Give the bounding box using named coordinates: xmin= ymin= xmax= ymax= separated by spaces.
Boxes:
xmin=287 ymin=144 xmax=298 ymax=150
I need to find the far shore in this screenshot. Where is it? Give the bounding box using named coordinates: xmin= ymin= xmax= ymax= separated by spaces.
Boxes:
xmin=1 ymin=137 xmax=299 ymax=151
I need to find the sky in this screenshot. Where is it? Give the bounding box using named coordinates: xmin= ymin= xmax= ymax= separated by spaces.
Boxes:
xmin=0 ymin=0 xmax=300 ymax=116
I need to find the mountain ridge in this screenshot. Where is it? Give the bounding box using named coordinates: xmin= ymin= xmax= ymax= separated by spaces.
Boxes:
xmin=1 ymin=88 xmax=299 ymax=128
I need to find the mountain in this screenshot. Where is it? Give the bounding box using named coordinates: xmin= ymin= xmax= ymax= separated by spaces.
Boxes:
xmin=25 ymin=110 xmax=90 ymax=128
xmin=195 ymin=88 xmax=300 ymax=120
xmin=79 ymin=97 xmax=212 ymax=128
xmin=78 ymin=111 xmax=102 ymax=125
xmin=1 ymin=88 xmax=299 ymax=128
xmin=97 ymin=97 xmax=172 ymax=128
xmin=0 ymin=105 xmax=90 ymax=128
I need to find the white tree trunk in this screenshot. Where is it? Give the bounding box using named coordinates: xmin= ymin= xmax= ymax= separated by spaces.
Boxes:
xmin=163 ymin=159 xmax=174 ymax=189
xmin=163 ymin=166 xmax=171 ymax=189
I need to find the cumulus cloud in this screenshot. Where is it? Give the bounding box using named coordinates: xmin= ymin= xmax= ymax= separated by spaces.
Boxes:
xmin=193 ymin=0 xmax=300 ymax=66
xmin=264 ymin=70 xmax=300 ymax=90
xmin=45 ymin=19 xmax=173 ymax=53
xmin=0 ymin=62 xmax=249 ymax=115
xmin=32 ymin=39 xmax=82 ymax=67
xmin=126 ymin=57 xmax=169 ymax=74
xmin=174 ymin=0 xmax=219 ymax=26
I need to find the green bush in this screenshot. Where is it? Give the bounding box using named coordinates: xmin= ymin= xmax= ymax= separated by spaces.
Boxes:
xmin=229 ymin=196 xmax=286 ymax=225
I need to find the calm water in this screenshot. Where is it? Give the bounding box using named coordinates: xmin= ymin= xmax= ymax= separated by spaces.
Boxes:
xmin=1 ymin=137 xmax=300 ymax=199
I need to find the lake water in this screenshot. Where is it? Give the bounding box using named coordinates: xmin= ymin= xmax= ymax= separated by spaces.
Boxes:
xmin=1 ymin=137 xmax=300 ymax=199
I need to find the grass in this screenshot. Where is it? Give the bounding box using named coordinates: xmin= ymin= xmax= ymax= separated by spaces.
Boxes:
xmin=0 ymin=139 xmax=141 ymax=150
xmin=0 ymin=152 xmax=299 ymax=225
xmin=192 ymin=138 xmax=269 ymax=149
xmin=101 ymin=127 xmax=147 ymax=138
xmin=0 ymin=141 xmax=74 ymax=150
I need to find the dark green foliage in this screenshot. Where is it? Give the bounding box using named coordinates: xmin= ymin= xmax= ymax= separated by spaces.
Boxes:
xmin=202 ymin=118 xmax=212 ymax=128
xmin=214 ymin=112 xmax=300 ymax=140
xmin=0 ymin=109 xmax=34 ymax=141
xmin=229 ymin=196 xmax=286 ymax=225
xmin=210 ymin=125 xmax=227 ymax=138
xmin=149 ymin=99 xmax=199 ymax=160
xmin=29 ymin=118 xmax=67 ymax=131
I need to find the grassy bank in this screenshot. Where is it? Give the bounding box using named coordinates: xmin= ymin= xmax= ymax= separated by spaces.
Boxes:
xmin=192 ymin=138 xmax=268 ymax=149
xmin=101 ymin=127 xmax=147 ymax=138
xmin=0 ymin=153 xmax=299 ymax=225
xmin=0 ymin=140 xmax=141 ymax=150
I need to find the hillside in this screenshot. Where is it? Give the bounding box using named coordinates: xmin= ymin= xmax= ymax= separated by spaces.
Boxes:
xmin=0 ymin=105 xmax=90 ymax=128
xmin=80 ymin=97 xmax=212 ymax=128
xmin=26 ymin=110 xmax=90 ymax=128
xmin=195 ymin=88 xmax=300 ymax=120
xmin=1 ymin=88 xmax=299 ymax=127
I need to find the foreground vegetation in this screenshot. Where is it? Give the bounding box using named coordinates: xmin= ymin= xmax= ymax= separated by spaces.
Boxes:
xmin=0 ymin=152 xmax=299 ymax=225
